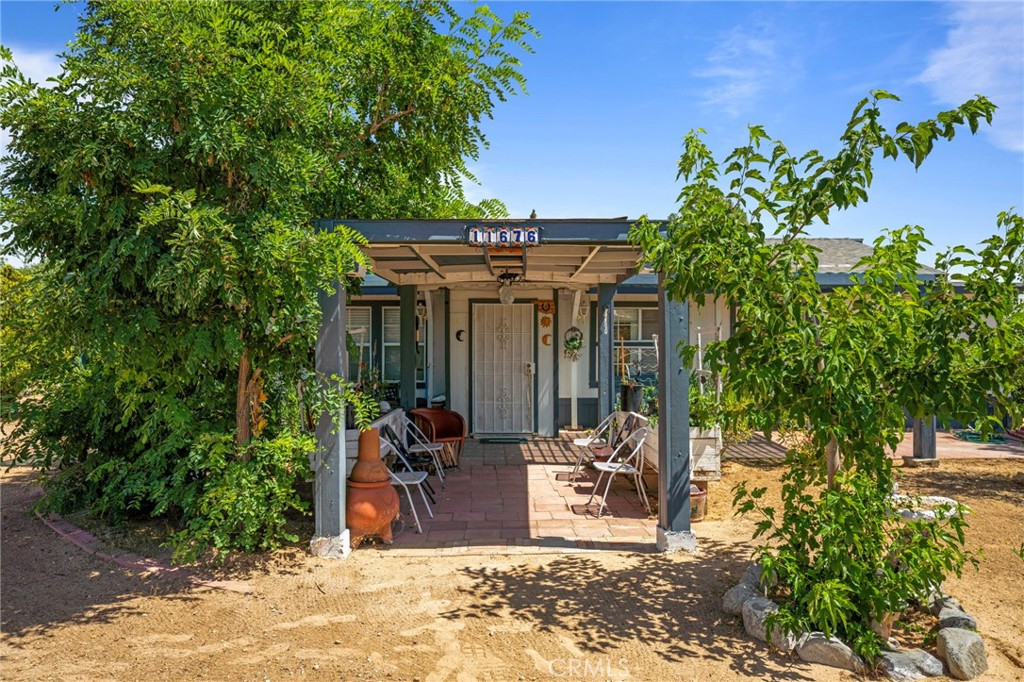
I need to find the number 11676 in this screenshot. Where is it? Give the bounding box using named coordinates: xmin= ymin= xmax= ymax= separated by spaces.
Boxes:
xmin=468 ymin=226 xmax=539 ymax=246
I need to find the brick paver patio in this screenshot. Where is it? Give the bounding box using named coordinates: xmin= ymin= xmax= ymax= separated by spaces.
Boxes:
xmin=385 ymin=436 xmax=658 ymax=555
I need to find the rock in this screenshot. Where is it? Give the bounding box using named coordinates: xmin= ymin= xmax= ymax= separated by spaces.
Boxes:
xmin=770 ymin=625 xmax=799 ymax=652
xmin=795 ymin=632 xmax=865 ymax=672
xmin=938 ymin=606 xmax=977 ymax=630
xmin=739 ymin=596 xmax=796 ymax=650
xmin=722 ymin=582 xmax=762 ymax=616
xmin=924 ymin=582 xmax=944 ymax=605
xmin=917 ymin=495 xmax=959 ymax=508
xmin=928 ymin=595 xmax=962 ymax=617
xmin=897 ymin=508 xmax=938 ymax=521
xmin=741 ymin=563 xmax=777 ymax=590
xmin=937 ymin=627 xmax=988 ymax=680
xmin=878 ymin=648 xmax=945 ymax=680
xmin=741 ymin=596 xmax=776 ymax=643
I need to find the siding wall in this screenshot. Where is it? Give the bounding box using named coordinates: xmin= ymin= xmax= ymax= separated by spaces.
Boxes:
xmin=352 ymin=289 xmax=733 ymax=432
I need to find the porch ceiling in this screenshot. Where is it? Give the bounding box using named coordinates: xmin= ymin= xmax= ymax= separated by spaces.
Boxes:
xmin=324 ymin=219 xmax=649 ymax=288
xmin=362 ymin=243 xmax=647 ymax=287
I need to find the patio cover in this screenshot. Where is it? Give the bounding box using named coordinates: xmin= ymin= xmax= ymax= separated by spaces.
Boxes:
xmin=321 ymin=218 xmax=938 ymax=289
xmin=322 ymin=219 xmax=647 ymax=287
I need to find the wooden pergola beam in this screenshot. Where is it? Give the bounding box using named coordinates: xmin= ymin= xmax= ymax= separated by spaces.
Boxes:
xmin=380 ymin=270 xmax=623 ymax=286
xmin=411 ymin=245 xmax=447 ymax=280
xmin=482 ymin=248 xmax=495 ymax=277
xmin=570 ymin=246 xmax=602 ymax=282
xmin=370 ymin=265 xmax=405 ymax=285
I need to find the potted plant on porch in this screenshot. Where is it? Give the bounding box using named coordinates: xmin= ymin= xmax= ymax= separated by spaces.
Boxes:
xmin=619 ymin=378 xmax=645 ymax=413
xmin=343 ymin=387 xmax=400 ymax=548
xmin=617 ymin=343 xmax=645 ymax=413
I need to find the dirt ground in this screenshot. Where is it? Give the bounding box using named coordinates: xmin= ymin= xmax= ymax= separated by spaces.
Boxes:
xmin=2 ymin=459 xmax=1023 ymax=682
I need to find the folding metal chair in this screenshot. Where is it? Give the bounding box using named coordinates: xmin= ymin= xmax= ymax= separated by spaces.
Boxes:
xmin=381 ymin=423 xmax=437 ymax=503
xmin=586 ymin=426 xmax=651 ymax=518
xmin=380 ymin=438 xmax=434 ymax=534
xmin=569 ymin=412 xmax=615 ymax=481
xmin=571 ymin=412 xmax=639 ymax=482
xmin=401 ymin=415 xmax=447 ymax=489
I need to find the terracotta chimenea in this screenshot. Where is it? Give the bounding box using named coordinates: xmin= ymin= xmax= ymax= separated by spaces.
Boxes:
xmin=346 ymin=427 xmax=399 ymax=548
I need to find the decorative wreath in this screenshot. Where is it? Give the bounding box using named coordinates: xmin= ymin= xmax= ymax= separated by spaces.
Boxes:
xmin=563 ymin=326 xmax=584 ymax=361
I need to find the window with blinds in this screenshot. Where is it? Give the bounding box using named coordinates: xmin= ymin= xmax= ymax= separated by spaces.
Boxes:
xmin=382 ymin=307 xmax=425 ymax=384
xmin=346 ymin=307 xmax=372 ymax=380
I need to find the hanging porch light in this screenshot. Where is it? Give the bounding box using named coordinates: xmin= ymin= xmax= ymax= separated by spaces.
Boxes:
xmin=497 ymin=271 xmax=521 ymax=305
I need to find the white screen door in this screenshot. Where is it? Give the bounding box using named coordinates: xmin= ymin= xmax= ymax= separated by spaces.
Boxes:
xmin=472 ymin=303 xmax=535 ymax=434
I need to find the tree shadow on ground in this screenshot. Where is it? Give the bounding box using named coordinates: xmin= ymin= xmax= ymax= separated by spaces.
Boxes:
xmin=442 ymin=538 xmax=817 ymax=680
xmin=898 ymin=464 xmax=1024 ymax=506
xmin=0 ymin=469 xmax=202 ymax=643
xmin=0 ymin=467 xmax=303 ymax=643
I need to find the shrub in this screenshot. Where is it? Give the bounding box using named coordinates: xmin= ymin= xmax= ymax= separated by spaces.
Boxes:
xmin=169 ymin=433 xmax=314 ymax=563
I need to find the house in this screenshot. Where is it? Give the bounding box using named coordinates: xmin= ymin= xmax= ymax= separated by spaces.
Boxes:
xmin=310 ymin=218 xmax=913 ymax=557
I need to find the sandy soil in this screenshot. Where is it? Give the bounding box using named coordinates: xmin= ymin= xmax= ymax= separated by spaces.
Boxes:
xmin=2 ymin=459 xmax=1022 ymax=682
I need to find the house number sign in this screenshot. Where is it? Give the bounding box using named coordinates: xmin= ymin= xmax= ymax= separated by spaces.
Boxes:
xmin=466 ymin=225 xmax=541 ymax=247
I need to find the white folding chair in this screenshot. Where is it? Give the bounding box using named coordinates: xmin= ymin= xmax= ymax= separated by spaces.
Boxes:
xmin=586 ymin=427 xmax=651 ymax=518
xmin=569 ymin=413 xmax=615 ymax=481
xmin=380 ymin=437 xmax=434 ymax=534
xmin=402 ymin=415 xmax=447 ymax=489
xmin=571 ymin=413 xmax=642 ymax=482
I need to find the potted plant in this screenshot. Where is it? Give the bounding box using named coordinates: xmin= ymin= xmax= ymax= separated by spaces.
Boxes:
xmin=642 ymin=384 xmax=658 ymax=418
xmin=617 ymin=342 xmax=644 ymax=412
xmin=343 ymin=386 xmax=400 ymax=548
xmin=345 ymin=364 xmax=390 ymax=428
xmin=619 ymin=378 xmax=644 ymax=413
xmin=687 ymin=379 xmax=723 ymax=483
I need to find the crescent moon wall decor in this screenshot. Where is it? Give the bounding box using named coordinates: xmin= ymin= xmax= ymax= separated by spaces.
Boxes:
xmin=541 ymin=333 xmax=552 ymax=346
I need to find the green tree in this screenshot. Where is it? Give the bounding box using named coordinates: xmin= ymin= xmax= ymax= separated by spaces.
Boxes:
xmin=631 ymin=92 xmax=1024 ymax=659
xmin=1 ymin=1 xmax=535 ymax=559
xmin=1 ymin=264 xmax=36 ymax=413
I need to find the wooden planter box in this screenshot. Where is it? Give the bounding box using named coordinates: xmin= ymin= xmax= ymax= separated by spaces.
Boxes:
xmin=618 ymin=411 xmax=722 ymax=490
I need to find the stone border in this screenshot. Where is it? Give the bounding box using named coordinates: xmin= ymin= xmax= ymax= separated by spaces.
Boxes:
xmin=37 ymin=511 xmax=254 ymax=594
xmin=722 ymin=564 xmax=988 ymax=680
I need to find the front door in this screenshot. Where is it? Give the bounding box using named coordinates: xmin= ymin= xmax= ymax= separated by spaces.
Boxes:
xmin=472 ymin=303 xmax=535 ymax=434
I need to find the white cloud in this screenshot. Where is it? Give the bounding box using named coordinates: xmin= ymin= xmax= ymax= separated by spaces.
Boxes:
xmin=919 ymin=2 xmax=1024 ymax=153
xmin=695 ymin=25 xmax=797 ymax=118
xmin=5 ymin=45 xmax=63 ymax=87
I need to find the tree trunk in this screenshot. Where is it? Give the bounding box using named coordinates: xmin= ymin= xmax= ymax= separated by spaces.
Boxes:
xmin=235 ymin=348 xmax=252 ymax=452
xmin=826 ymin=436 xmax=841 ymax=489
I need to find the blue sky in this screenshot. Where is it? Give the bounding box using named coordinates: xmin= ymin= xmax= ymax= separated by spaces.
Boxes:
xmin=2 ymin=1 xmax=1022 ymax=265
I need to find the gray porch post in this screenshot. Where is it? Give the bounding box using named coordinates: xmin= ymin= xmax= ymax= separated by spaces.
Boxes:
xmin=597 ymin=283 xmax=616 ymax=420
xmin=656 ymin=274 xmax=696 ymax=552
xmin=399 ymin=284 xmax=418 ymax=410
xmin=912 ymin=416 xmax=938 ymax=460
xmin=311 ymin=281 xmax=350 ymax=559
